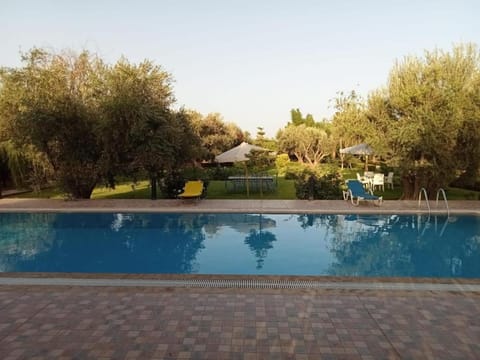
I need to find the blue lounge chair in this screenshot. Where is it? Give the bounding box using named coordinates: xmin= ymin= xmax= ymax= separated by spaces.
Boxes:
xmin=346 ymin=180 xmax=383 ymax=206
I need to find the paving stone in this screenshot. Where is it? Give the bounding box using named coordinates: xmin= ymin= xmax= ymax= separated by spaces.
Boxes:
xmin=0 ymin=285 xmax=480 ymax=358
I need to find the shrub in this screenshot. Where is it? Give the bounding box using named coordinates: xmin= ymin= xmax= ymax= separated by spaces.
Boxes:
xmin=158 ymin=171 xmax=185 ymax=198
xmin=204 ymin=165 xmax=244 ymax=180
xmin=284 ymin=162 xmax=308 ymax=180
xmin=182 ymin=166 xmax=207 ymax=181
xmin=340 ymin=155 xmax=362 ymax=169
xmin=275 ymin=154 xmax=290 ymax=176
xmin=294 ymin=166 xmax=343 ymax=200
xmin=450 ymin=176 xmax=480 ymax=192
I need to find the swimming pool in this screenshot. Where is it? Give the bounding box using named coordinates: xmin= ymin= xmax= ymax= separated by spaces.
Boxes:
xmin=0 ymin=212 xmax=479 ymax=278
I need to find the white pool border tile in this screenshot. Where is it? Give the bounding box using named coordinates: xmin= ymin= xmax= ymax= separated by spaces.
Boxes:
xmin=1 ymin=277 xmax=480 ymax=292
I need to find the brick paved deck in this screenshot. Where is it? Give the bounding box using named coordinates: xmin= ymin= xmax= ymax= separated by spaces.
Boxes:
xmin=0 ymin=286 xmax=479 ymax=359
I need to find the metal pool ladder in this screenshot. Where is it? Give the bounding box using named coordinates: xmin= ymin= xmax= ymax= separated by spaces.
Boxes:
xmin=417 ymin=187 xmax=450 ymax=237
xmin=418 ymin=187 xmax=431 ymax=215
xmin=435 ymin=188 xmax=450 ymax=217
xmin=418 ymin=187 xmax=450 ymax=216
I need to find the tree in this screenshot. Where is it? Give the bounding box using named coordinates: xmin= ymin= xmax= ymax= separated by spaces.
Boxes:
xmin=254 ymin=126 xmax=266 ymax=146
xmin=98 ymin=58 xmax=174 ymax=186
xmin=99 ymin=58 xmax=196 ymax=199
xmin=190 ymin=112 xmax=245 ymax=160
xmin=331 ymin=91 xmax=372 ymax=151
xmin=251 ymin=126 xmax=276 ymax=151
xmin=366 ymin=44 xmax=480 ymax=198
xmin=0 ymin=142 xmax=53 ymax=195
xmin=277 ymin=124 xmax=335 ymax=166
xmin=0 ymin=48 xmax=199 ymax=199
xmin=245 ymin=149 xmax=275 ymax=196
xmin=290 ymin=108 xmax=303 ymax=126
xmin=289 ymin=108 xmax=316 ymax=127
xmin=0 ymin=48 xmax=107 ymax=198
xmin=453 ymin=72 xmax=480 ymax=189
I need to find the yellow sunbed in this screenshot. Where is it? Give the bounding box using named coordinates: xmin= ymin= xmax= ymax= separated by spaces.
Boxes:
xmin=178 ymin=180 xmax=204 ymax=199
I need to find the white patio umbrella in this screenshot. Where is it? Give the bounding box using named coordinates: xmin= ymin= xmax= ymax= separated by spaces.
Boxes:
xmin=339 ymin=143 xmax=373 ymax=170
xmin=215 ymin=142 xmax=269 ymax=196
xmin=215 ymin=142 xmax=268 ymax=163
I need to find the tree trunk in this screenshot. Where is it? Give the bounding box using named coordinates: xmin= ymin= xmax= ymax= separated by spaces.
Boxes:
xmin=400 ymin=173 xmax=415 ymax=200
xmin=60 ymin=164 xmax=98 ymax=199
xmin=294 ymin=153 xmax=303 ymax=163
xmin=401 ymin=169 xmax=442 ymax=200
xmin=150 ymin=176 xmax=157 ymax=200
xmin=70 ymin=184 xmax=96 ymax=199
xmin=400 ymin=170 xmax=426 ymax=200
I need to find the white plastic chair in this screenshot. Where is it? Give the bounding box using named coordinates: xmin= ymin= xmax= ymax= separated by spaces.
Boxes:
xmin=363 ymin=171 xmax=374 ymax=189
xmin=372 ymin=173 xmax=384 ymax=192
xmin=385 ymin=172 xmax=394 ymax=189
xmin=357 ymin=173 xmax=369 ymax=189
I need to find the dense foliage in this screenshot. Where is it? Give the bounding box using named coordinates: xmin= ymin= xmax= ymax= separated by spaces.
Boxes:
xmin=365 ymin=44 xmax=480 ymax=198
xmin=1 ymin=43 xmax=479 ymax=200
xmin=0 ymin=49 xmax=200 ymax=198
xmin=293 ymin=165 xmax=343 ymax=200
xmin=277 ymin=124 xmax=335 ymax=166
xmin=189 ymin=111 xmax=246 ymax=161
xmin=0 ymin=49 xmax=107 ymax=198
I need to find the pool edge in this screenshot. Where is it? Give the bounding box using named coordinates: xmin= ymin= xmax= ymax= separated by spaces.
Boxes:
xmin=1 ymin=276 xmax=480 ymax=292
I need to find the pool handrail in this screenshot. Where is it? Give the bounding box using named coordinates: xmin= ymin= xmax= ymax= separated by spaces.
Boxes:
xmin=435 ymin=188 xmax=450 ymax=217
xmin=418 ymin=187 xmax=431 ymax=216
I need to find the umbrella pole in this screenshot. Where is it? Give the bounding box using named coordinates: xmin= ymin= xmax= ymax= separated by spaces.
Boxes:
xmin=365 ymin=155 xmax=369 ymax=171
xmin=244 ymin=163 xmax=250 ymax=198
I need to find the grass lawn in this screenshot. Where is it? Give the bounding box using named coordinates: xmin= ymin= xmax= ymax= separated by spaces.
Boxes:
xmin=93 ymin=181 xmax=151 ymax=199
xmin=341 ymin=166 xmax=480 ymax=200
xmin=446 ymin=187 xmax=480 ymax=200
xmin=9 ymin=169 xmax=479 ymax=201
xmin=16 ymin=181 xmax=151 ymax=200
xmin=13 ymin=178 xmax=297 ymax=200
xmin=206 ymin=178 xmax=296 ymax=199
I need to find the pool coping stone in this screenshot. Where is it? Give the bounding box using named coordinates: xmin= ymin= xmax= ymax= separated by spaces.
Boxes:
xmin=0 ymin=198 xmax=478 ymax=214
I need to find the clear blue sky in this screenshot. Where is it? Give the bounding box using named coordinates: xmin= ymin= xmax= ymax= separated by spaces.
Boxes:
xmin=1 ymin=0 xmax=479 ymax=137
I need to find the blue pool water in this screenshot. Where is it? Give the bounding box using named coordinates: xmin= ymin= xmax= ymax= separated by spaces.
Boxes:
xmin=0 ymin=213 xmax=479 ymax=278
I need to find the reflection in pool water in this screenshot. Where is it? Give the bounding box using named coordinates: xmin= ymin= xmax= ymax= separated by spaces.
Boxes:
xmin=0 ymin=213 xmax=479 ymax=278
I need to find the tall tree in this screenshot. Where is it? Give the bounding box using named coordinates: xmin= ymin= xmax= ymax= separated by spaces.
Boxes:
xmin=290 ymin=108 xmax=304 ymax=126
xmin=453 ymin=72 xmax=480 ymax=188
xmin=277 ymin=124 xmax=335 ymax=166
xmin=253 ymin=126 xmax=277 ymax=151
xmin=0 ymin=142 xmax=53 ymax=195
xmin=366 ymin=44 xmax=480 ymax=198
xmin=331 ymin=91 xmax=371 ymax=151
xmin=190 ymin=112 xmax=245 ymax=160
xmin=0 ymin=48 xmax=199 ymax=199
xmin=100 ymin=59 xmax=198 ymax=199
xmin=254 ymin=126 xmax=266 ymax=147
xmin=0 ymin=48 xmax=106 ymax=198
xmin=289 ymin=108 xmax=316 ymax=127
